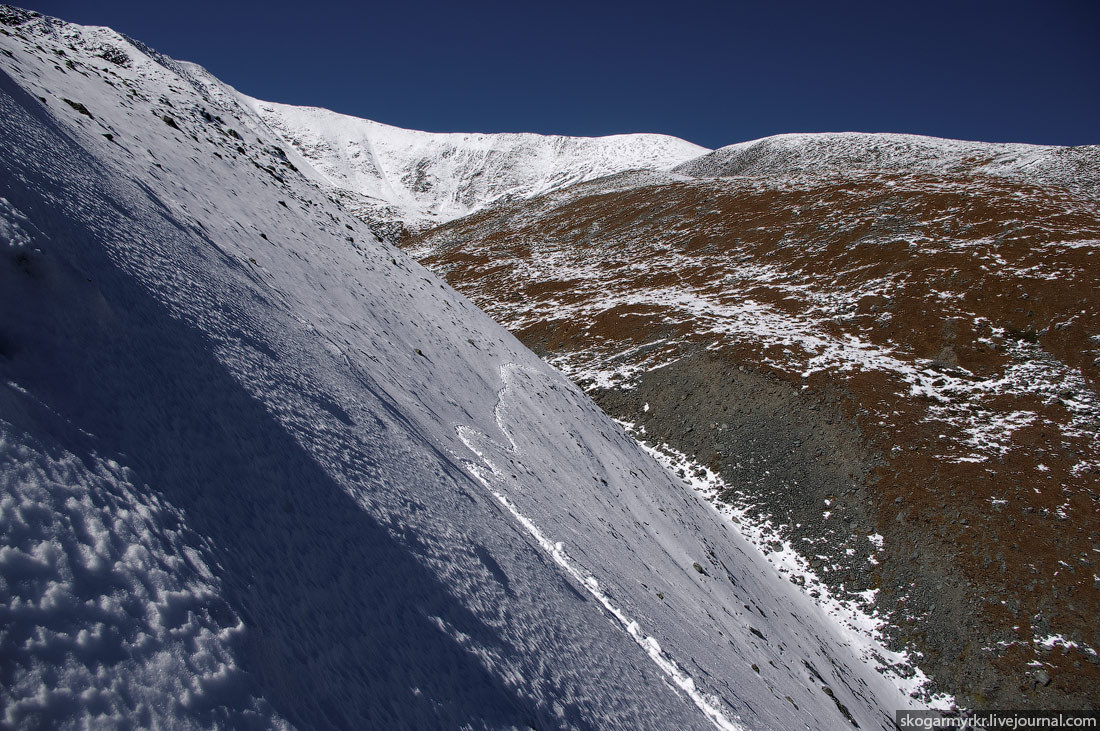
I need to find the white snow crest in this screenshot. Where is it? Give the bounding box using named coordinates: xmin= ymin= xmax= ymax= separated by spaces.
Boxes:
xmin=244 ymin=98 xmax=710 ymax=230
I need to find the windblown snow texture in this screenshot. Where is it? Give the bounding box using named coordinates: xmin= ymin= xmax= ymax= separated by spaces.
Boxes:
xmin=0 ymin=7 xmax=908 ymax=729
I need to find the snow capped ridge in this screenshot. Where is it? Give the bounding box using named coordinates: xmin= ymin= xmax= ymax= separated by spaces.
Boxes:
xmin=244 ymin=96 xmax=710 ymax=233
xmin=676 ymin=131 xmax=1100 ymax=194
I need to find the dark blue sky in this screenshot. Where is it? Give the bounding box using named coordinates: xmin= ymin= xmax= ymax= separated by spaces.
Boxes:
xmin=23 ymin=0 xmax=1100 ymax=149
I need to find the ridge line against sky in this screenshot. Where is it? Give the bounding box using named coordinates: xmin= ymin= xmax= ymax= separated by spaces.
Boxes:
xmin=17 ymin=0 xmax=1100 ymax=150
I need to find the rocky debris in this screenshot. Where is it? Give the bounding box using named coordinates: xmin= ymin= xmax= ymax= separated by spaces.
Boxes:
xmin=591 ymin=351 xmax=880 ymax=601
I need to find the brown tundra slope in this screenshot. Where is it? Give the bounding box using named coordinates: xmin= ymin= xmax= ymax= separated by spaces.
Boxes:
xmin=403 ymin=133 xmax=1100 ymax=709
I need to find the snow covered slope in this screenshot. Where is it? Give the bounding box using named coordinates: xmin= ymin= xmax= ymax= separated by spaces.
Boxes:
xmin=243 ymin=96 xmax=709 ymax=235
xmin=0 ymin=7 xmax=912 ymax=729
xmin=675 ymin=132 xmax=1100 ymax=196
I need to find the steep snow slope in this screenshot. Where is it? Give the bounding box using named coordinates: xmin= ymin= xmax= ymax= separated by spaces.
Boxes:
xmin=0 ymin=7 xmax=912 ymax=729
xmin=675 ymin=132 xmax=1100 ymax=196
xmin=243 ymin=96 xmax=709 ymax=235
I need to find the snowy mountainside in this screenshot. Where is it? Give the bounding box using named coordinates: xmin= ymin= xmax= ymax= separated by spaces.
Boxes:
xmin=0 ymin=7 xmax=911 ymax=729
xmin=244 ymin=96 xmax=709 ymax=236
xmin=675 ymin=131 xmax=1100 ymax=195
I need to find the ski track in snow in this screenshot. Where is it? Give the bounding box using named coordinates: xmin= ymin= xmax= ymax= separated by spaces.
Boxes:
xmin=457 ymin=363 xmax=744 ymax=731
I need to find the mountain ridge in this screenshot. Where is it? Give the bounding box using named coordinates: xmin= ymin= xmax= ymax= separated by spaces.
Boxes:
xmin=244 ymin=96 xmax=709 ymax=237
xmin=246 ymin=94 xmax=1098 ymax=243
xmin=675 ymin=131 xmax=1100 ymax=196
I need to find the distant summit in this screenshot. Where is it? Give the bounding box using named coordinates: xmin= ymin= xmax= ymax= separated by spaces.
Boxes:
xmin=247 ymin=98 xmax=709 ymax=237
xmin=675 ymin=131 xmax=1100 ymax=195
